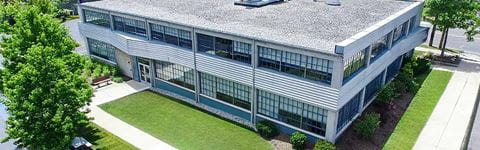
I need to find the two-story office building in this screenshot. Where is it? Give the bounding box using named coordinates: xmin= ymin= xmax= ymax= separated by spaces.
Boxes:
xmin=77 ymin=0 xmax=429 ymax=143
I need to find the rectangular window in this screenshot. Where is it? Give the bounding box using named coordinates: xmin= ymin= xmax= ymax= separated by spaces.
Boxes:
xmin=196 ymin=33 xmax=252 ymax=64
xmin=83 ymin=9 xmax=110 ymax=28
xmin=343 ymin=47 xmax=367 ymax=83
xmin=112 ymin=16 xmax=146 ymax=37
xmin=150 ymin=23 xmax=165 ymax=42
xmin=257 ymin=89 xmax=328 ymax=136
xmin=393 ymin=21 xmax=409 ymax=44
xmin=409 ymin=16 xmax=417 ymax=33
xmin=150 ymin=23 xmax=192 ymax=50
xmin=386 ymin=56 xmax=402 ymax=82
xmin=258 ymin=46 xmax=333 ymax=84
xmin=370 ymin=33 xmax=390 ymax=63
xmin=199 ymin=72 xmax=251 ymax=110
xmin=87 ymin=38 xmax=116 ymax=63
xmin=364 ymin=72 xmax=385 ymax=106
xmin=155 ymin=61 xmax=195 ymax=90
xmin=337 ymin=91 xmax=361 ymax=132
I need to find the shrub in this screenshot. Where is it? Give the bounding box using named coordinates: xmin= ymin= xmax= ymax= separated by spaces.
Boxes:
xmin=290 ymin=132 xmax=307 ymax=150
xmin=92 ymin=66 xmax=103 ymax=78
xmin=354 ymin=113 xmax=381 ymax=139
xmin=398 ymin=63 xmax=419 ymax=93
xmin=376 ymin=83 xmax=396 ymax=104
xmin=392 ymin=80 xmax=407 ymax=94
xmin=413 ymin=58 xmax=432 ymax=76
xmin=112 ymin=77 xmax=124 ymax=83
xmin=314 ymin=140 xmax=336 ymax=150
xmin=256 ymin=120 xmax=279 ymax=139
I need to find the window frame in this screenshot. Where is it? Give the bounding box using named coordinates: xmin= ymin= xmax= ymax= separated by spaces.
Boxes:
xmin=83 ymin=9 xmax=111 ymax=28
xmin=257 ymin=46 xmax=333 ymax=84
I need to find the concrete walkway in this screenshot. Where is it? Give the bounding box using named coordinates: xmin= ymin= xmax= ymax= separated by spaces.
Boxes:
xmin=87 ymin=80 xmax=176 ymax=150
xmin=413 ymin=50 xmax=480 ymax=150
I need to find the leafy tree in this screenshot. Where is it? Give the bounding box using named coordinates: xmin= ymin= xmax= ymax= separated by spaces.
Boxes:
xmin=0 ymin=3 xmax=93 ymax=149
xmin=1 ymin=46 xmax=93 ymax=149
xmin=0 ymin=5 xmax=76 ymax=73
xmin=424 ymin=0 xmax=480 ymax=56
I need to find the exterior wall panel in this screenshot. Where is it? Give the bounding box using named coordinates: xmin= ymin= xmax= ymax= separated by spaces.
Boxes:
xmin=196 ymin=53 xmax=254 ymax=86
xmin=79 ymin=23 xmax=129 ymax=52
xmin=338 ymin=27 xmax=428 ymax=107
xmin=154 ymin=79 xmax=196 ymax=100
xmin=127 ymin=40 xmax=194 ymax=68
xmin=199 ymin=96 xmax=251 ymax=121
xmin=255 ymin=69 xmax=339 ymax=110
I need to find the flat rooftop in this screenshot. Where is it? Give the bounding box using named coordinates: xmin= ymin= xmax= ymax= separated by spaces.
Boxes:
xmin=81 ymin=0 xmax=417 ymax=54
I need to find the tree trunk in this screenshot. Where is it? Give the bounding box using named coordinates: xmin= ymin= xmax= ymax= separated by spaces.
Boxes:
xmin=429 ymin=24 xmax=437 ymax=47
xmin=439 ymin=28 xmax=446 ymax=50
xmin=442 ymin=28 xmax=449 ymax=53
xmin=440 ymin=28 xmax=447 ymax=57
xmin=429 ymin=16 xmax=438 ymax=47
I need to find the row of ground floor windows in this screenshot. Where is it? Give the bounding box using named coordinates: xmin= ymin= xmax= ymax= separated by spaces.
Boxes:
xmin=139 ymin=54 xmax=404 ymax=137
xmin=144 ymin=59 xmax=329 ymax=136
xmin=336 ymin=53 xmax=406 ymax=133
xmin=88 ymin=36 xmax=407 ymax=137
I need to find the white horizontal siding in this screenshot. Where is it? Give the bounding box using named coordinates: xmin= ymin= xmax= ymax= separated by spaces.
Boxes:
xmin=80 ymin=22 xmax=342 ymax=110
xmin=79 ymin=22 xmax=194 ymax=68
xmin=338 ymin=27 xmax=428 ymax=107
xmin=196 ymin=53 xmax=253 ymax=85
xmin=79 ymin=23 xmax=129 ymax=52
xmin=127 ymin=40 xmax=194 ymax=68
xmin=255 ymin=69 xmax=340 ymax=110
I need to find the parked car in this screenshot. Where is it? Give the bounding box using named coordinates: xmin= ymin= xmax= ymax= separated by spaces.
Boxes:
xmin=70 ymin=137 xmax=92 ymax=150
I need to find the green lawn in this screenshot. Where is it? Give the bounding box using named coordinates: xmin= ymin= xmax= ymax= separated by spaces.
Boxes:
xmin=383 ymin=70 xmax=453 ymax=150
xmin=99 ymin=91 xmax=272 ymax=150
xmin=78 ymin=123 xmax=138 ymax=150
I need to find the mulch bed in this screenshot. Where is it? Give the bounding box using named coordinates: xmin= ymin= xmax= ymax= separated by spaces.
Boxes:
xmin=335 ymin=93 xmax=414 ymax=150
xmin=270 ymin=134 xmax=316 ymax=150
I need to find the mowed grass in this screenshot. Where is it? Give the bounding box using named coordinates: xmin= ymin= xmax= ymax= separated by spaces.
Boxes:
xmin=383 ymin=70 xmax=453 ymax=150
xmin=78 ymin=123 xmax=138 ymax=150
xmin=99 ymin=91 xmax=272 ymax=150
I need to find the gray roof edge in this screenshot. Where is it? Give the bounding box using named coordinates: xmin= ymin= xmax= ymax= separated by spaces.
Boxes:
xmin=79 ymin=4 xmax=343 ymax=57
xmin=336 ymin=1 xmax=423 ymax=48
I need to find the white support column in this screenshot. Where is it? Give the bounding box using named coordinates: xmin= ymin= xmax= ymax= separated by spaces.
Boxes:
xmin=78 ymin=6 xmax=84 ymax=23
xmin=192 ymin=28 xmax=201 ymax=103
xmin=382 ymin=69 xmax=387 ymax=85
xmin=109 ymin=13 xmax=114 ymax=31
xmin=330 ymin=59 xmax=344 ymax=89
xmin=387 ymin=31 xmax=394 ymax=49
xmin=359 ymin=88 xmax=366 ymax=112
xmin=325 ymin=110 xmax=338 ymax=143
xmin=405 ymin=19 xmax=411 ymax=37
xmin=365 ymin=46 xmax=372 ymax=66
xmin=145 ymin=19 xmax=151 ymax=41
xmin=251 ymin=40 xmax=258 ymax=125
xmin=149 ymin=59 xmax=155 ymax=87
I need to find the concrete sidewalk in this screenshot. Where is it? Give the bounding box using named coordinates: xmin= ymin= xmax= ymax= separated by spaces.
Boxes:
xmin=413 ymin=54 xmax=480 ymax=150
xmin=87 ymin=80 xmax=176 ymax=150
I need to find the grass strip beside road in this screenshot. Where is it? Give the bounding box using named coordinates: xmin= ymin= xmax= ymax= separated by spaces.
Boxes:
xmin=383 ymin=70 xmax=453 ymax=150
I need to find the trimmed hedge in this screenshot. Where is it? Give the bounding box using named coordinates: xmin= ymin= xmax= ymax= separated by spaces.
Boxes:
xmin=376 ymin=83 xmax=396 ymax=104
xmin=314 ymin=140 xmax=336 ymax=150
xmin=354 ymin=113 xmax=380 ymax=139
xmin=256 ymin=120 xmax=279 ymax=139
xmin=290 ymin=132 xmax=307 ymax=150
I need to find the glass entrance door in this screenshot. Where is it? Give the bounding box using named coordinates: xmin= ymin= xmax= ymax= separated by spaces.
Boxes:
xmin=138 ymin=59 xmax=151 ymax=83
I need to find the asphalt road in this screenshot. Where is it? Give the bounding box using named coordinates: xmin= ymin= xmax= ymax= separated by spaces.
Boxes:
xmin=64 ymin=19 xmax=88 ymax=55
xmin=426 ymin=28 xmax=480 ymax=55
xmin=0 ymin=98 xmax=16 ymax=150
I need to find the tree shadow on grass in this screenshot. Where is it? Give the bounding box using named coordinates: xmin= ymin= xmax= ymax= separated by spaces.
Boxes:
xmin=76 ymin=123 xmax=103 ymax=148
